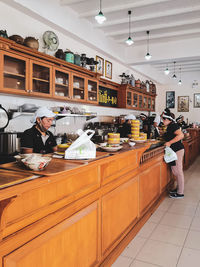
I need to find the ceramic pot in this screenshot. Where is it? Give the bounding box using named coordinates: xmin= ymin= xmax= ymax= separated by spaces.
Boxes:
xmin=55 ymin=49 xmax=65 ymax=60
xmin=65 ymin=50 xmax=74 ymax=63
xmin=0 ymin=30 xmax=8 ymax=39
xmin=24 ymin=37 xmax=39 ymax=50
xmin=9 ymin=35 xmax=24 ymax=44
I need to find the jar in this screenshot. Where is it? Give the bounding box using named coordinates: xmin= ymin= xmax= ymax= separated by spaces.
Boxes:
xmin=65 ymin=50 xmax=74 ymax=64
xmin=74 ymin=53 xmax=81 ymax=66
xmin=55 ymin=49 xmax=65 ymax=60
xmin=80 ymin=53 xmax=87 ymax=68
xmin=135 ymin=79 xmax=141 ymax=88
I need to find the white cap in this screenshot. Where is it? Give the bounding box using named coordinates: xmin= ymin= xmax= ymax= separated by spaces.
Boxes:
xmin=125 ymin=114 xmax=136 ymax=120
xmin=30 ymin=107 xmax=56 ymax=123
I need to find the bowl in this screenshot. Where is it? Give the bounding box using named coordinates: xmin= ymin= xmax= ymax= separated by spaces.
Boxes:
xmin=15 ymin=154 xmax=52 ymax=171
xmin=129 ymin=142 xmax=136 ymax=147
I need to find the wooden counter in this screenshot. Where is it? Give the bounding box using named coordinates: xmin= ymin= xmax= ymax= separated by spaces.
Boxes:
xmin=0 ymin=143 xmax=171 ymax=267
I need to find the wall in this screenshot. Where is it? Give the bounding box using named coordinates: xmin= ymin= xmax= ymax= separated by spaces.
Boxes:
xmin=0 ymin=1 xmax=149 ymax=134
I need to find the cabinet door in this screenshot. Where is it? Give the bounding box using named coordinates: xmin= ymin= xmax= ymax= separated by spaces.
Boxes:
xmin=0 ymin=51 xmax=29 ymax=94
xmin=72 ymin=74 xmax=86 ymax=101
xmin=139 ymin=94 xmax=143 ymax=109
xmin=143 ymin=96 xmax=147 ymax=109
xmin=148 ymin=97 xmax=151 ymax=110
xmin=151 ymin=98 xmax=155 ymax=111
xmin=53 ymin=67 xmax=71 ymax=99
xmin=133 ymin=93 xmax=138 ymax=109
xmin=30 ymin=60 xmax=52 ymax=97
xmin=87 ymin=79 xmax=98 ymax=103
xmin=102 ymin=177 xmax=138 ymax=254
xmin=126 ymin=90 xmax=132 ymax=107
xmin=3 ymin=202 xmax=99 ymax=267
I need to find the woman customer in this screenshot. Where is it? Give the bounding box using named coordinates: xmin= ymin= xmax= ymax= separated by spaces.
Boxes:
xmin=162 ymin=110 xmax=185 ymax=199
xmin=21 ymin=107 xmax=57 ymax=154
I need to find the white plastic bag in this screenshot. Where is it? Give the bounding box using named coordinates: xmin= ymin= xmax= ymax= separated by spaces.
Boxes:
xmin=65 ymin=129 xmax=96 ymax=159
xmin=164 ymin=146 xmax=177 ymax=163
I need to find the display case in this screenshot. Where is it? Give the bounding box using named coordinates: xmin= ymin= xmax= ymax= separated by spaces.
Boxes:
xmin=30 ymin=60 xmax=52 ymax=97
xmin=72 ymin=74 xmax=85 ymax=101
xmin=87 ymin=79 xmax=98 ymax=104
xmin=53 ymin=67 xmax=71 ymax=99
xmin=0 ymin=51 xmax=29 ymax=94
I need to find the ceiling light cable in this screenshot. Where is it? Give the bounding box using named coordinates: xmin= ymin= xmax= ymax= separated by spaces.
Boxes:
xmin=125 ymin=10 xmax=134 ymax=46
xmin=145 ymin=30 xmax=152 ymax=60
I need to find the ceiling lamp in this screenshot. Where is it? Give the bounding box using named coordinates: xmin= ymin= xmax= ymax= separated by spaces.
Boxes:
xmin=172 ymin=61 xmax=177 ymax=79
xmin=145 ymin=31 xmax=152 ymax=60
xmin=125 ymin=10 xmax=134 ymax=46
xmin=164 ymin=64 xmax=170 ymax=75
xmin=178 ymin=66 xmax=182 ymax=85
xmin=95 ymin=0 xmax=106 ymax=24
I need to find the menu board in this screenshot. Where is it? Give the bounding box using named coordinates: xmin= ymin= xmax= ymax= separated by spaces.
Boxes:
xmin=99 ymin=86 xmax=118 ymax=107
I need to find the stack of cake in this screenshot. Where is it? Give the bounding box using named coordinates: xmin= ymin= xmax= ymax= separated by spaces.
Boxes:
xmin=107 ymin=133 xmax=120 ymax=145
xmin=131 ymin=120 xmax=140 ymax=140
xmin=139 ymin=132 xmax=147 ymax=140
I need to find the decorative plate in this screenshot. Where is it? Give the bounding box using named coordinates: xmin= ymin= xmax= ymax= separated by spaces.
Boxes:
xmin=43 ymin=31 xmax=59 ymax=51
xmin=130 ymin=139 xmax=146 ymax=143
xmin=100 ymin=145 xmax=123 ymax=152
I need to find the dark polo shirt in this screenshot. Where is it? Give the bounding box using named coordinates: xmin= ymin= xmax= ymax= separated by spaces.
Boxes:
xmin=21 ymin=126 xmax=57 ymax=154
xmin=164 ymin=122 xmax=184 ymax=152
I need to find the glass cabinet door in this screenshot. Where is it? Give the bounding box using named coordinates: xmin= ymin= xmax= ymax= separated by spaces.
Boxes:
xmin=152 ymin=98 xmax=155 ymax=111
xmin=126 ymin=91 xmax=132 ymax=106
xmin=72 ymin=75 xmax=85 ymax=100
xmin=143 ymin=96 xmax=147 ymax=109
xmin=148 ymin=97 xmax=151 ymax=109
xmin=31 ymin=61 xmax=51 ymax=95
xmin=87 ymin=79 xmax=98 ymax=103
xmin=54 ymin=69 xmax=70 ymax=98
xmin=3 ymin=54 xmax=28 ymax=92
xmin=133 ymin=93 xmax=138 ymax=108
xmin=139 ymin=95 xmax=143 ymax=108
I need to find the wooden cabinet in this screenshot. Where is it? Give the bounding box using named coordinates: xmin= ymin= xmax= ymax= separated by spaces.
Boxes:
xmin=53 ymin=67 xmax=71 ymax=99
xmin=3 ymin=202 xmax=99 ymax=267
xmin=30 ymin=60 xmax=52 ymax=97
xmin=0 ymin=51 xmax=29 ymax=94
xmin=118 ymin=84 xmax=156 ymax=111
xmin=87 ymin=78 xmax=99 ymax=104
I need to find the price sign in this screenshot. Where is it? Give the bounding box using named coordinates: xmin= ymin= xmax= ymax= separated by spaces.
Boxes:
xmin=99 ymin=86 xmax=118 ymax=107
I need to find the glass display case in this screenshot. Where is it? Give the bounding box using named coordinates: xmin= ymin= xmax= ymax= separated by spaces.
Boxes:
xmin=133 ymin=93 xmax=138 ymax=108
xmin=72 ymin=75 xmax=85 ymax=100
xmin=87 ymin=79 xmax=98 ymax=103
xmin=54 ymin=69 xmax=70 ymax=98
xmin=126 ymin=91 xmax=132 ymax=106
xmin=139 ymin=94 xmax=143 ymax=109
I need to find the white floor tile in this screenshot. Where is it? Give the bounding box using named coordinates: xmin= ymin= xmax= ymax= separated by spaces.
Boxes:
xmin=177 ymin=248 xmax=200 ymax=267
xmin=190 ymin=216 xmax=200 ymax=231
xmin=155 ymin=199 xmax=173 ymax=212
xmin=168 ymin=202 xmax=197 ymax=216
xmin=184 ymin=230 xmax=200 ymax=250
xmin=159 ymin=212 xmax=193 ymax=229
xmin=148 ymin=210 xmax=165 ymax=224
xmin=122 ymin=236 xmax=147 ymax=259
xmin=130 ymin=260 xmax=159 ymax=267
xmin=150 ymin=224 xmax=188 ymax=246
xmin=136 ymin=239 xmax=182 ymax=267
xmin=111 ymin=255 xmax=133 ymax=267
xmin=137 ymin=222 xmax=157 ymax=238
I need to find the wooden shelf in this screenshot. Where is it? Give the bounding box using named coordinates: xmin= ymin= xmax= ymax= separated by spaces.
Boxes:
xmin=73 ymin=87 xmax=84 ymax=91
xmin=55 ymin=83 xmax=69 ymax=87
xmin=4 ymin=71 xmax=25 ymax=78
xmin=88 ymin=90 xmax=97 ymax=94
xmin=33 ymin=77 xmax=49 ymax=83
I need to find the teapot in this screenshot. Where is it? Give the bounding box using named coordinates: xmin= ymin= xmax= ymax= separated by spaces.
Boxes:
xmin=0 ymin=30 xmax=8 ymax=39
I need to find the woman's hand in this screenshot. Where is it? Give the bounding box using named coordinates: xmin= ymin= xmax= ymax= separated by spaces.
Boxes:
xmin=165 ymin=142 xmax=171 ymax=147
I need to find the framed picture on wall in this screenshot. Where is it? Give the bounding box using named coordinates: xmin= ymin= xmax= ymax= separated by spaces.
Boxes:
xmin=96 ymin=56 xmax=104 ymax=75
xmin=194 ymin=93 xmax=200 ymax=107
xmin=105 ymin=60 xmax=112 ymax=79
xmin=178 ymin=96 xmax=189 ymax=112
xmin=166 ymin=91 xmax=175 ymax=108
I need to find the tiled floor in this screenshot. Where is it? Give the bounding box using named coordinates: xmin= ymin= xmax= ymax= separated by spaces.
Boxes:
xmin=112 ymin=156 xmax=200 ymax=267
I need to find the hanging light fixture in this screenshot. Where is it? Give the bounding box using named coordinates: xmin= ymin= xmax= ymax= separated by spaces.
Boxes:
xmin=125 ymin=10 xmax=134 ymax=46
xmin=95 ymin=0 xmax=106 ymax=24
xmin=164 ymin=64 xmax=170 ymax=75
xmin=172 ymin=61 xmax=177 ymax=79
xmin=178 ymin=66 xmax=182 ymax=85
xmin=145 ymin=30 xmax=152 ymax=60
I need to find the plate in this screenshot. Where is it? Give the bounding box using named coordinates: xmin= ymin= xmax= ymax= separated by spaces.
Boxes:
xmin=100 ymin=145 xmax=123 ymax=152
xmin=130 ymin=139 xmax=146 ymax=143
xmin=54 ymin=151 xmax=65 ymax=155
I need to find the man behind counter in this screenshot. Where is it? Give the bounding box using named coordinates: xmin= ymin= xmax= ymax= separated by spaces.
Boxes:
xmin=117 ymin=114 xmax=136 ymax=138
xmin=21 ymin=107 xmax=57 ymax=154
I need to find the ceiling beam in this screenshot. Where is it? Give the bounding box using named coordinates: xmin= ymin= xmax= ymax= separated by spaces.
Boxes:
xmin=60 ymin=0 xmax=88 ymax=5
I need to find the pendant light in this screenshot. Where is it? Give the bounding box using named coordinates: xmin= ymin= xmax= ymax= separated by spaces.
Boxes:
xmin=172 ymin=61 xmax=177 ymax=79
xmin=178 ymin=66 xmax=182 ymax=85
xmin=125 ymin=10 xmax=134 ymax=46
xmin=145 ymin=30 xmax=152 ymax=60
xmin=95 ymin=0 xmax=106 ymax=24
xmin=164 ymin=64 xmax=170 ymax=75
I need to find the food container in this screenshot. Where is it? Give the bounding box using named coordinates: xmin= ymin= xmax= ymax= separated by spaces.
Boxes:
xmin=15 ymin=154 xmax=52 ymax=171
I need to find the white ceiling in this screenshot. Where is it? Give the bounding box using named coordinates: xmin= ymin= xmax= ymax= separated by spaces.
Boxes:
xmin=60 ymin=0 xmax=200 ymax=82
